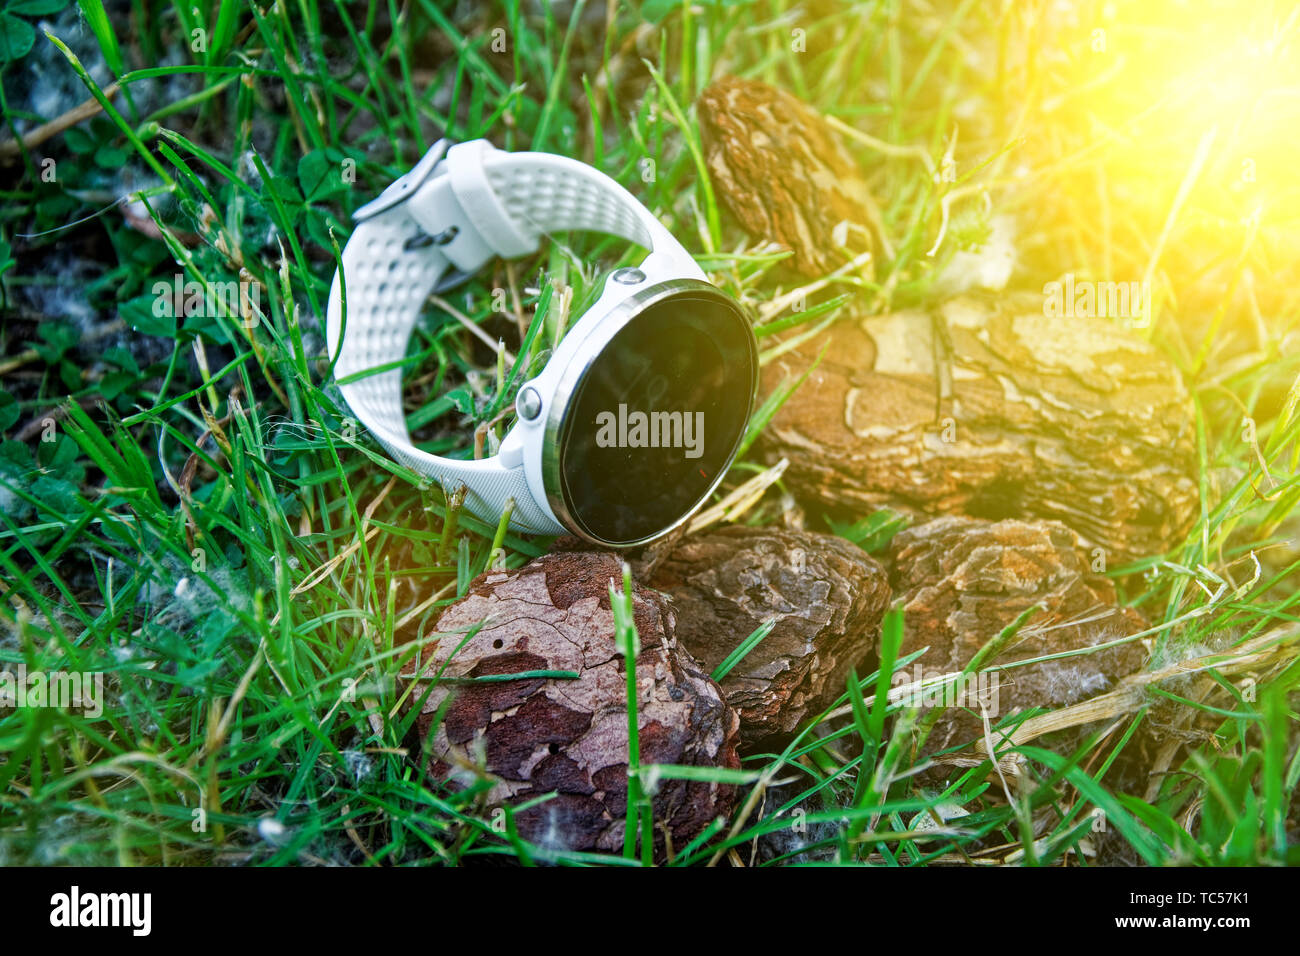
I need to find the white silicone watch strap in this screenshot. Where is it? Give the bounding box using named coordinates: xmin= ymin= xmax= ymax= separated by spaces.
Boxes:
xmin=326 ymin=138 xmax=669 ymax=535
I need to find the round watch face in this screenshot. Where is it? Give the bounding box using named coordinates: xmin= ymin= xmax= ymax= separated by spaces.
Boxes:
xmin=551 ymin=287 xmax=757 ymax=546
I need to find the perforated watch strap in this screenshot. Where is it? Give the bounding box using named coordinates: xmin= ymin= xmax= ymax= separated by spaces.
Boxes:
xmin=479 ymin=151 xmax=657 ymax=250
xmin=325 ymin=194 xmax=559 ymax=533
xmin=327 ymin=139 xmax=667 ymax=535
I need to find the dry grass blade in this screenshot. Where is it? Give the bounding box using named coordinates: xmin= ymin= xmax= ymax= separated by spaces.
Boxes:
xmin=0 ymin=81 xmax=120 ymax=161
xmin=984 ymin=623 xmax=1300 ymax=753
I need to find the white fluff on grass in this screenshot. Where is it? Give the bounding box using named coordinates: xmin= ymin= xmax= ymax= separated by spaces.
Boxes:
xmin=932 ymin=213 xmax=1018 ymax=296
xmin=342 ymin=748 xmax=375 ymax=783
xmin=12 ymin=10 xmax=111 ymax=134
xmin=17 ymin=250 xmax=98 ymax=329
xmin=16 ymin=5 xmax=193 ymax=135
xmin=135 ymin=556 xmax=252 ymax=642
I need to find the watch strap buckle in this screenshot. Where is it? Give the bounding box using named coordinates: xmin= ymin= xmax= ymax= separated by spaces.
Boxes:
xmin=353 ymin=138 xmax=452 ymax=223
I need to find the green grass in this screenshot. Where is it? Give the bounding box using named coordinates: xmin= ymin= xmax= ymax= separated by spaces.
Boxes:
xmin=0 ymin=0 xmax=1297 ymax=866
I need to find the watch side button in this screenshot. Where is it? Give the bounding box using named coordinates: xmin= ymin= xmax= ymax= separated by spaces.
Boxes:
xmin=612 ymin=267 xmax=646 ymax=285
xmin=516 ymin=386 xmax=542 ymax=421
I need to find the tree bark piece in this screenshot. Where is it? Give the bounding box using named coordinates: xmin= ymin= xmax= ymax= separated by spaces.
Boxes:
xmin=698 ymin=76 xmax=874 ymax=277
xmin=405 ymin=550 xmax=741 ymax=857
xmin=759 ymin=293 xmax=1199 ymax=565
xmin=646 ymin=526 xmax=890 ymax=746
xmin=887 ymin=516 xmax=1148 ymax=753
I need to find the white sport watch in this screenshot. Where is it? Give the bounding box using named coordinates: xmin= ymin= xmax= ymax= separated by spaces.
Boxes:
xmin=327 ymin=138 xmax=758 ymax=548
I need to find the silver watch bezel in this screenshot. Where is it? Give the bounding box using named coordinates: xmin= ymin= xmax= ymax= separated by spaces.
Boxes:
xmin=539 ymin=278 xmax=759 ymax=548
